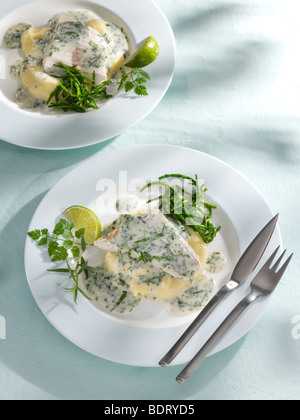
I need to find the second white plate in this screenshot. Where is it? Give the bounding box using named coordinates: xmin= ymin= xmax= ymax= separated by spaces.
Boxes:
xmin=24 ymin=145 xmax=282 ymax=367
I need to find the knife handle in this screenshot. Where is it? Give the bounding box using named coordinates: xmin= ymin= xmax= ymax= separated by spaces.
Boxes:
xmin=176 ymin=292 xmax=256 ymax=383
xmin=159 ymin=281 xmax=238 ymax=367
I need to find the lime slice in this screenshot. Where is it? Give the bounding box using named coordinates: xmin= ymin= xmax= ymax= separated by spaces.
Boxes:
xmin=63 ymin=205 xmax=101 ymax=244
xmin=125 ymin=36 xmax=159 ymax=68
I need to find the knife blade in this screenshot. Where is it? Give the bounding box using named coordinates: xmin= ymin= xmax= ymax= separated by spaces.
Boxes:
xmin=159 ymin=213 xmax=279 ymax=367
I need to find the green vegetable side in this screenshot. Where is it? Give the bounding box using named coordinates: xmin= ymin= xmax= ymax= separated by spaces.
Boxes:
xmin=141 ymin=174 xmax=221 ymax=244
xmin=47 ymin=63 xmax=151 ymax=113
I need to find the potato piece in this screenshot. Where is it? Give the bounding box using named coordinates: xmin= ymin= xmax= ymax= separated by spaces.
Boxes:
xmin=187 ymin=227 xmax=207 ymax=275
xmin=20 ymin=60 xmax=59 ymax=101
xmin=130 ymin=282 xmax=156 ymax=299
xmin=104 ymin=251 xmax=119 ymax=275
xmin=157 ymin=276 xmax=190 ymax=300
xmin=86 ymin=19 xmax=106 ymax=35
xmin=21 ymin=27 xmax=49 ymax=56
xmin=128 ymin=266 xmax=159 ymax=299
xmin=131 ymin=275 xmax=189 ymax=301
xmin=108 ymin=51 xmax=125 ymax=74
xmin=24 ymin=72 xmax=59 ymax=102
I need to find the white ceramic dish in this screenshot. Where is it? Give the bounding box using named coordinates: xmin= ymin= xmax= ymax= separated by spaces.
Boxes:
xmin=0 ymin=0 xmax=176 ymax=150
xmin=24 ymin=145 xmax=282 ymax=367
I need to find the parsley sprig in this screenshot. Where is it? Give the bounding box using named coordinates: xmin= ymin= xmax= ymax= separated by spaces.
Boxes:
xmin=141 ymin=174 xmax=221 ymax=244
xmin=28 ymin=219 xmax=91 ymax=304
xmin=118 ymin=68 xmax=150 ymax=96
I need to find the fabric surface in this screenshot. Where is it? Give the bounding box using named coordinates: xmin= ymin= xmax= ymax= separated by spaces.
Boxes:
xmin=0 ymin=0 xmax=299 ymax=400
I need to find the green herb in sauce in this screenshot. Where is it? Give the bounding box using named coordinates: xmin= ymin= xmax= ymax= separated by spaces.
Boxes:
xmin=13 ymin=87 xmax=46 ymax=111
xmin=206 ymin=252 xmax=227 ymax=273
xmin=2 ymin=22 xmax=32 ymax=49
xmin=116 ymin=196 xmax=139 ymax=214
xmin=165 ymin=275 xmax=216 ymax=316
xmin=84 ymin=266 xmax=141 ymax=314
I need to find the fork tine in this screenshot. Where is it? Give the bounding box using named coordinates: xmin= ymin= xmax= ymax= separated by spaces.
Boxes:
xmin=276 ymin=253 xmax=293 ymax=278
xmin=271 ymin=249 xmax=286 ymax=272
xmin=263 ymin=246 xmax=281 ymax=269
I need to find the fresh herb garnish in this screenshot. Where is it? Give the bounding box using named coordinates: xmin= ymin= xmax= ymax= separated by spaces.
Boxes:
xmin=118 ymin=68 xmax=150 ymax=96
xmin=47 ymin=63 xmax=151 ymax=113
xmin=141 ymin=174 xmax=221 ymax=243
xmin=28 ymin=219 xmax=91 ymax=304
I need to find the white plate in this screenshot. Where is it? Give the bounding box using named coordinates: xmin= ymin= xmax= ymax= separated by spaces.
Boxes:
xmin=0 ymin=0 xmax=176 ymax=150
xmin=24 ymin=145 xmax=282 ymax=367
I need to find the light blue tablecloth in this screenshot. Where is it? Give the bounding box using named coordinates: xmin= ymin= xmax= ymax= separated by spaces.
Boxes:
xmin=0 ymin=0 xmax=299 ymax=400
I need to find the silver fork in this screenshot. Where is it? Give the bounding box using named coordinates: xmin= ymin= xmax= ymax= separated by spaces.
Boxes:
xmin=159 ymin=214 xmax=279 ymax=367
xmin=176 ymin=247 xmax=293 ymax=384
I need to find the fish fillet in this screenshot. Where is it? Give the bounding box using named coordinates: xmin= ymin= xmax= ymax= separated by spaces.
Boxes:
xmin=49 ymin=10 xmax=98 ymax=27
xmin=43 ymin=21 xmax=108 ymax=84
xmin=95 ymin=209 xmax=202 ymax=282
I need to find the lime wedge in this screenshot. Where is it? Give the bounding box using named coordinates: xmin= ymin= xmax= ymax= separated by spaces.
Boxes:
xmin=125 ymin=36 xmax=159 ymax=68
xmin=63 ymin=205 xmax=101 ymax=244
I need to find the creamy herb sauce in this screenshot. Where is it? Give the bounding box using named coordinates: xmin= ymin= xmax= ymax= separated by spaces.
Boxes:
xmin=2 ymin=22 xmax=32 ymax=48
xmin=84 ymin=266 xmax=141 ymax=314
xmin=164 ymin=274 xmax=216 ymax=316
xmin=13 ymin=87 xmax=46 ymax=111
xmin=116 ymin=196 xmax=139 ymax=213
xmin=206 ymin=252 xmax=227 ymax=273
xmin=3 ymin=9 xmax=129 ymax=111
xmin=9 ymin=58 xmax=23 ymax=80
xmin=49 ymin=10 xmax=97 ymax=26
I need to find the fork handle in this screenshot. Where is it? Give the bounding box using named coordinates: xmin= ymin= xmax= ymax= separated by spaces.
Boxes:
xmin=159 ymin=282 xmax=237 ymax=366
xmin=176 ymin=292 xmax=257 ymax=383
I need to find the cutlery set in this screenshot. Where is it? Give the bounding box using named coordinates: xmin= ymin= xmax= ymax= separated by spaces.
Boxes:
xmin=159 ymin=214 xmax=293 ymax=383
